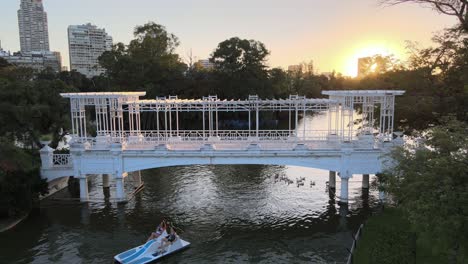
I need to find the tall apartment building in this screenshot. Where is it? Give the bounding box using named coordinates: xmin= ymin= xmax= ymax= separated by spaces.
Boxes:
xmin=68 ymin=23 xmax=113 ymax=77
xmin=18 ymin=0 xmax=50 ymax=52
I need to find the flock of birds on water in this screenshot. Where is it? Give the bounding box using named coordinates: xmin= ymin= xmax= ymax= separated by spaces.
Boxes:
xmin=273 ymin=173 xmax=316 ymax=188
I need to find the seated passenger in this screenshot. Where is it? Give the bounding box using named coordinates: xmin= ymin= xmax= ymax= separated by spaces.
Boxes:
xmin=147 ymin=220 xmax=167 ymax=241
xmin=158 ymin=227 xmax=177 ymax=252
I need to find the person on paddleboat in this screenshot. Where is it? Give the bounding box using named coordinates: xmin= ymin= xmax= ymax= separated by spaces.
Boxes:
xmin=157 ymin=226 xmax=178 ymax=254
xmin=147 ymin=220 xmax=167 ymax=241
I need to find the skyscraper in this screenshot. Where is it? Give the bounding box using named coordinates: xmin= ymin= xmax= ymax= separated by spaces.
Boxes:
xmin=18 ymin=0 xmax=50 ymax=52
xmin=68 ymin=23 xmax=113 ymax=77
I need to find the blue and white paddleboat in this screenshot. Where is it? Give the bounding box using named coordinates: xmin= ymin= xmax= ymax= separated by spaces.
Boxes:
xmin=114 ymin=231 xmax=190 ymax=264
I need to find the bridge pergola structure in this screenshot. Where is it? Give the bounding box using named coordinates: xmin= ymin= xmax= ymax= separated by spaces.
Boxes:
xmin=42 ymin=90 xmax=404 ymax=203
xmin=60 ymin=90 xmax=404 ymax=144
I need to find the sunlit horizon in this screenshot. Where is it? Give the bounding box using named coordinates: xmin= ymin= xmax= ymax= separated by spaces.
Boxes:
xmin=342 ymin=43 xmax=405 ymax=77
xmin=0 ymin=0 xmax=457 ymax=76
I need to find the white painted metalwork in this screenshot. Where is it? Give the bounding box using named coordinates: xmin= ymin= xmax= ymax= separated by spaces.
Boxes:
xmin=52 ymin=154 xmax=72 ymax=167
xmin=46 ymin=90 xmax=404 ymax=203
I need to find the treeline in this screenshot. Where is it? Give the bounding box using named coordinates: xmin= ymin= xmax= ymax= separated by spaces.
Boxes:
xmin=91 ymin=23 xmax=332 ymax=100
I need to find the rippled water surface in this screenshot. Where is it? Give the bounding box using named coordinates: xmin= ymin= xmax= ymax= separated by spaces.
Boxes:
xmin=0 ymin=114 xmax=381 ymax=263
xmin=1 ymin=166 xmax=380 ymax=264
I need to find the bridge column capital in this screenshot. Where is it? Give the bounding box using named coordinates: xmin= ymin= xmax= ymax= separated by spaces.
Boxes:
xmin=339 ymin=169 xmax=352 ymax=179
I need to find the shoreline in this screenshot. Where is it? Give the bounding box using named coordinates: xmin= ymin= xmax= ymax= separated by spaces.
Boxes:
xmin=0 ymin=212 xmax=29 ymax=233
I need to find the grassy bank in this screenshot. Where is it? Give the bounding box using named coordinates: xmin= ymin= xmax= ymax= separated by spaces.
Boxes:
xmin=353 ymin=207 xmax=415 ymax=264
xmin=352 ymin=207 xmax=453 ymax=264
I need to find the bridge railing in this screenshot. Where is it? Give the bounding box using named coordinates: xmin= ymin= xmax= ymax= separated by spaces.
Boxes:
xmin=121 ymin=130 xmax=334 ymax=142
xmin=70 ymin=129 xmax=389 ymax=150
xmin=52 ymin=154 xmax=72 ymax=167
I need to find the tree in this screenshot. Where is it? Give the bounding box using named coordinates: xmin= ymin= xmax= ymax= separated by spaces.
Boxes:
xmin=358 ymin=54 xmax=400 ymax=77
xmin=99 ymin=22 xmax=187 ymax=97
xmin=211 ymin=37 xmax=269 ymax=73
xmin=0 ymin=139 xmax=48 ymax=217
xmin=0 ymin=57 xmax=10 ymax=68
xmin=380 ymin=117 xmax=468 ymax=262
xmin=380 ymin=0 xmax=468 ymax=32
xmin=210 ymin=37 xmax=270 ymax=98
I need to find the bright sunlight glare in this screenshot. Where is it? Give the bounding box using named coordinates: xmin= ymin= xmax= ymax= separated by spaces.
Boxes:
xmin=343 ymin=43 xmax=403 ymax=77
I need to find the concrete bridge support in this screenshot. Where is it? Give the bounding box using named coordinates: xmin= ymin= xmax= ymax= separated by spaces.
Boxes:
xmin=102 ymin=174 xmax=110 ymax=188
xmin=134 ymin=171 xmax=142 ymax=188
xmin=328 ymin=171 xmax=336 ymax=189
xmin=102 ymin=174 xmax=111 ymax=198
xmin=115 ymin=175 xmax=126 ymax=202
xmin=362 ymin=174 xmax=370 ymax=189
xmin=337 ymin=169 xmax=352 ymax=204
xmin=79 ymin=176 xmax=89 ymax=202
xmin=339 ymin=177 xmax=349 ymax=204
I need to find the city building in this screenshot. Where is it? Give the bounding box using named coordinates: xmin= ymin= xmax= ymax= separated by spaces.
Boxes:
xmin=0 ymin=51 xmax=62 ymax=72
xmin=288 ymin=64 xmax=302 ymax=73
xmin=18 ymin=0 xmax=50 ymax=52
xmin=288 ymin=61 xmax=314 ymax=74
xmin=0 ymin=41 xmax=9 ymax=57
xmin=68 ymin=23 xmax=113 ymax=77
xmin=320 ymin=72 xmax=334 ymax=79
xmin=3 ymin=0 xmax=62 ymax=71
xmin=196 ymin=59 xmax=215 ymax=70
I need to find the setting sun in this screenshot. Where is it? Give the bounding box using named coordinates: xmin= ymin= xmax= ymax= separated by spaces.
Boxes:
xmin=343 ymin=43 xmax=404 ymax=77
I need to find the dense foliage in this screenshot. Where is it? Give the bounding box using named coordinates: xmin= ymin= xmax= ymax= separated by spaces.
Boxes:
xmin=0 ymin=139 xmax=48 ymax=217
xmin=0 ymin=59 xmax=74 ymax=217
xmin=378 ymin=118 xmax=468 ymax=262
xmin=353 ymin=208 xmax=416 ymax=264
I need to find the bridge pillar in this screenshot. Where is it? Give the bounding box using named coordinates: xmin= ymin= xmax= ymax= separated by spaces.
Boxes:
xmin=328 ymin=171 xmax=336 ymax=189
xmin=339 ymin=177 xmax=349 ymax=204
xmin=362 ymin=174 xmax=370 ymax=189
xmin=102 ymin=174 xmax=110 ymax=188
xmin=134 ymin=171 xmax=142 ymax=188
xmin=79 ymin=176 xmax=89 ymax=202
xmin=115 ymin=176 xmax=126 ymax=202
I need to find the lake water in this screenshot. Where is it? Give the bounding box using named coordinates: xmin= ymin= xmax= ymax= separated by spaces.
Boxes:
xmin=0 ymin=113 xmax=382 ymax=264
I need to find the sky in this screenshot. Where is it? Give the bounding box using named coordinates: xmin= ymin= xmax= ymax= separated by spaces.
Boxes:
xmin=0 ymin=0 xmax=458 ymax=76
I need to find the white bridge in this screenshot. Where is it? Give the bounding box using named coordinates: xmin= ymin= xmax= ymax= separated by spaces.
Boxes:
xmin=40 ymin=90 xmax=404 ymax=203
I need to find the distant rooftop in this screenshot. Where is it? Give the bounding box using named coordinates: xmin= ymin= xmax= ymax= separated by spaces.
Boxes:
xmin=322 ymin=90 xmax=405 ymax=96
xmin=60 ymin=92 xmax=146 ymax=99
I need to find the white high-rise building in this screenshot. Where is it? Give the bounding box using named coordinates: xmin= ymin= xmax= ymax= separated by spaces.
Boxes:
xmin=68 ymin=23 xmax=113 ymax=77
xmin=18 ymin=0 xmax=50 ymax=52
xmin=196 ymin=59 xmax=215 ymax=70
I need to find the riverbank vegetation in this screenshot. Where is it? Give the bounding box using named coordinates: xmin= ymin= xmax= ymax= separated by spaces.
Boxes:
xmin=354 ymin=118 xmax=468 ymax=263
xmin=353 ymin=207 xmax=416 ymax=264
xmin=352 ymin=1 xmax=468 ymax=263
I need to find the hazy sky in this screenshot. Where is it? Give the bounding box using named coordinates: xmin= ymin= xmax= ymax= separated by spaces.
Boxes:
xmin=0 ymin=0 xmax=457 ymax=76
